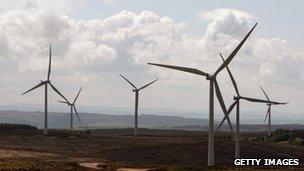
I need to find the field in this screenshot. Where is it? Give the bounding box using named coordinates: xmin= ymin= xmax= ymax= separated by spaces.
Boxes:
xmin=0 ymin=128 xmax=303 ymax=170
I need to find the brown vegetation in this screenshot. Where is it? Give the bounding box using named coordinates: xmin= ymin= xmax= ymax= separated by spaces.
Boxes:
xmin=0 ymin=128 xmax=303 ymax=170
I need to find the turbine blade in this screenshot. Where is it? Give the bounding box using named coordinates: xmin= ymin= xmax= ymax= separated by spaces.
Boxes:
xmin=241 ymin=96 xmax=272 ymax=103
xmin=259 ymin=87 xmax=287 ymax=105
xmin=273 ymin=102 xmax=288 ymax=105
xmin=260 ymin=86 xmax=270 ymax=101
xmin=214 ymin=23 xmax=258 ymax=76
xmin=47 ymin=44 xmax=52 ymax=81
xmin=264 ymin=106 xmax=270 ymax=123
xmin=138 ymin=79 xmax=158 ymax=91
xmin=21 ymin=82 xmax=45 ymax=95
xmin=227 ymin=101 xmax=238 ymax=114
xmin=216 ymin=117 xmax=226 ymax=132
xmin=214 ymin=79 xmax=233 ymax=133
xmin=147 ymin=63 xmax=208 ymax=77
xmin=58 ymin=100 xmax=68 ymax=104
xmin=73 ymin=86 xmax=83 ymax=104
xmin=73 ymin=106 xmax=82 ymax=125
xmin=49 ymin=83 xmax=69 ymax=102
xmin=119 ymin=74 xmax=137 ymax=89
xmin=216 ymin=101 xmax=237 ymax=132
xmin=214 ymin=80 xmax=227 ymax=112
xmin=219 ymin=53 xmax=240 ymax=96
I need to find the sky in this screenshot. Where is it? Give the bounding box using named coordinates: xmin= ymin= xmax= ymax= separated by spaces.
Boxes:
xmin=0 ymin=0 xmax=303 ymax=119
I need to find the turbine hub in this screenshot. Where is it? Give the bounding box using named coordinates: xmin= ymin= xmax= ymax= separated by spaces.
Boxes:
xmin=206 ymin=74 xmax=215 ymax=80
xmin=41 ymin=80 xmax=50 ymax=84
xmin=233 ymin=96 xmax=241 ymax=100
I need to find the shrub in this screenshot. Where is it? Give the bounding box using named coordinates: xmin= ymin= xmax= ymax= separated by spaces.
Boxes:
xmin=0 ymin=123 xmax=37 ymax=130
xmin=272 ymin=131 xmax=294 ymax=143
xmin=301 ymin=139 xmax=304 ymax=146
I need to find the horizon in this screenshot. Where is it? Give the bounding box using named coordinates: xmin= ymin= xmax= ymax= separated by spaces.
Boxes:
xmin=0 ymin=103 xmax=303 ymax=125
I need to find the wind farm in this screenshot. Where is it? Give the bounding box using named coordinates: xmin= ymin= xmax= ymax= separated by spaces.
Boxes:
xmin=0 ymin=1 xmax=303 ymax=170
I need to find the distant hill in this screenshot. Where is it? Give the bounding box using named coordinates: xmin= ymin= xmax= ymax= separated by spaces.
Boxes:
xmin=0 ymin=110 xmax=208 ymax=129
xmin=0 ymin=110 xmax=303 ymax=131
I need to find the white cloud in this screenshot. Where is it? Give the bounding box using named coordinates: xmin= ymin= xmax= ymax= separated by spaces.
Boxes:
xmin=0 ymin=3 xmax=303 ymax=115
xmin=66 ymin=41 xmax=117 ymax=67
xmin=199 ymin=9 xmax=253 ymax=43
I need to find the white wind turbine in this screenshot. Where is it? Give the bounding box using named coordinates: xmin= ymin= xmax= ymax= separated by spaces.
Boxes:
xmin=148 ymin=23 xmax=258 ymax=166
xmin=260 ymin=86 xmax=288 ymax=136
xmin=21 ymin=45 xmax=68 ymax=134
xmin=58 ymin=86 xmax=83 ymax=130
xmin=120 ymin=74 xmax=158 ymax=136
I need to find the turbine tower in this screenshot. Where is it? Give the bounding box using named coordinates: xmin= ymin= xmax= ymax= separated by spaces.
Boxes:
xmin=21 ymin=45 xmax=68 ymax=134
xmin=119 ymin=74 xmax=158 ymax=136
xmin=217 ymin=53 xmax=282 ymax=158
xmin=148 ymin=23 xmax=258 ymax=166
xmin=58 ymin=86 xmax=83 ymax=130
xmin=260 ymin=86 xmax=288 ymax=136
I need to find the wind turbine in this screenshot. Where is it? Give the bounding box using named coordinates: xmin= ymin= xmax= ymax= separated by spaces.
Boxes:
xmin=260 ymin=86 xmax=288 ymax=136
xmin=58 ymin=86 xmax=83 ymax=130
xmin=216 ymin=53 xmax=283 ymax=158
xmin=148 ymin=23 xmax=258 ymax=166
xmin=21 ymin=45 xmax=68 ymax=134
xmin=119 ymin=74 xmax=158 ymax=136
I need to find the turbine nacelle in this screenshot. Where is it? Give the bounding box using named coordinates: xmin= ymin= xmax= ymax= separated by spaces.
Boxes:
xmin=41 ymin=80 xmax=50 ymax=84
xmin=233 ymin=96 xmax=241 ymax=100
xmin=206 ymin=74 xmax=214 ymax=81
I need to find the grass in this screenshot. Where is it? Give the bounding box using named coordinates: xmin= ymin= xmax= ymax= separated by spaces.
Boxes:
xmin=0 ymin=160 xmax=38 ymax=170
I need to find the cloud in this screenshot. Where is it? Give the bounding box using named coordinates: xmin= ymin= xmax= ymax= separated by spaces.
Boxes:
xmin=66 ymin=41 xmax=117 ymax=68
xmin=198 ymin=8 xmax=254 ymax=21
xmin=196 ymin=8 xmax=304 ymax=86
xmin=0 ymin=3 xmax=303 ymax=114
xmin=197 ymin=9 xmax=255 ymax=55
